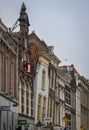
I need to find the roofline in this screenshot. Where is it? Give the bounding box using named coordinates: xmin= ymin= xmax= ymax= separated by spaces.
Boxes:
xmin=0 ymin=19 xmax=8 ymax=31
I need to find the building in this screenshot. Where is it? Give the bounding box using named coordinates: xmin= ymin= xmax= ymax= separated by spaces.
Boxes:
xmin=17 ymin=3 xmax=35 ymax=130
xmin=79 ymin=76 xmax=89 ymax=130
xmin=58 ymin=65 xmax=77 ymax=130
xmin=63 ymin=72 xmax=73 ymax=130
xmin=56 ymin=71 xmax=65 ymax=129
xmin=28 ymin=32 xmax=61 ymax=128
xmin=76 ymin=81 xmax=81 ymax=130
xmin=28 ymin=32 xmax=51 ymax=125
xmin=48 ymin=48 xmax=61 ymax=127
xmin=0 ymin=19 xmax=18 ymax=130
xmin=1 ymin=2 xmax=89 ymax=130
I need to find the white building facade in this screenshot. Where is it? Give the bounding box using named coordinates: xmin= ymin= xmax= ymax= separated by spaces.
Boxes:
xmin=34 ymin=52 xmax=51 ymax=124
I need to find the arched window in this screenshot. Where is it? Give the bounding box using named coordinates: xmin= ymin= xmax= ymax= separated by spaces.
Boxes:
xmin=37 ymin=94 xmax=42 ymax=121
xmin=42 ymin=96 xmax=47 ymax=122
xmin=41 ymin=69 xmax=46 ymax=90
xmin=21 ymin=80 xmax=25 ymax=113
xmin=26 ymin=83 xmax=31 ymax=116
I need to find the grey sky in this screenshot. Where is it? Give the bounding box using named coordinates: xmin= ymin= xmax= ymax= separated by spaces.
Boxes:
xmin=0 ymin=0 xmax=89 ymax=79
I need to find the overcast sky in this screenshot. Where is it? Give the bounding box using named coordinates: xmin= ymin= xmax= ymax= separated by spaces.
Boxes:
xmin=0 ymin=0 xmax=89 ymax=79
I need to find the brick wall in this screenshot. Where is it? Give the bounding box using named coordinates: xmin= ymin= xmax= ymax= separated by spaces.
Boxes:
xmin=29 ymin=43 xmax=41 ymax=75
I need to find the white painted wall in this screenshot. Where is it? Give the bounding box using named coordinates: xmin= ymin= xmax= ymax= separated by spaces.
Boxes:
xmin=33 ymin=61 xmax=49 ymax=124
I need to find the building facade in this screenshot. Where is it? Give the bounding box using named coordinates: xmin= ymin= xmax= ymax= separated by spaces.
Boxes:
xmin=0 ymin=19 xmax=18 ymax=130
xmin=79 ymin=76 xmax=89 ymax=130
xmin=17 ymin=3 xmax=35 ymax=130
xmin=48 ymin=53 xmax=60 ymax=126
xmin=76 ymin=84 xmax=81 ymax=130
xmin=28 ymin=32 xmax=51 ymax=125
xmin=58 ymin=65 xmax=77 ymax=130
xmin=64 ymin=73 xmax=73 ymax=130
xmin=74 ymin=69 xmax=81 ymax=130
xmin=0 ymin=2 xmax=89 ymax=130
xmin=56 ymin=71 xmax=65 ymax=129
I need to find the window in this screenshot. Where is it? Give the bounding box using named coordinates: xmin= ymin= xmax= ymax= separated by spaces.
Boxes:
xmin=53 ymin=72 xmax=56 ymax=89
xmin=56 ymin=82 xmax=59 ymax=97
xmin=50 ymin=69 xmax=56 ymax=89
xmin=50 ymin=69 xmax=52 ymax=88
xmin=41 ymin=69 xmax=46 ymax=90
xmin=26 ymin=84 xmax=31 ymax=115
xmin=52 ymin=98 xmax=54 ymax=119
xmin=48 ymin=97 xmax=50 ymax=117
xmin=31 ymin=92 xmax=33 ymax=116
xmin=37 ymin=94 xmax=42 ymax=121
xmin=10 ymin=61 xmax=14 ymax=97
xmin=0 ymin=51 xmax=4 ymax=91
xmin=25 ymin=39 xmax=27 ymax=49
xmin=65 ymin=85 xmax=71 ymax=105
xmin=6 ymin=56 xmax=10 ymax=94
xmin=66 ymin=113 xmax=71 ymax=130
xmin=42 ymin=97 xmax=46 ymax=121
xmin=26 ymin=89 xmax=29 ymax=115
xmin=21 ymin=82 xmax=24 ymax=113
xmin=50 ymin=97 xmax=52 ymax=117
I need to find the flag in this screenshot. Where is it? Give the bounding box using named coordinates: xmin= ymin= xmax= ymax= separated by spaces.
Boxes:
xmin=80 ymin=125 xmax=84 ymax=130
xmin=63 ymin=116 xmax=68 ymax=125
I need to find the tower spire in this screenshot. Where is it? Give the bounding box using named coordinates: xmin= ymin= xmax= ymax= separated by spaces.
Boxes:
xmin=19 ymin=3 xmax=30 ymax=47
xmin=20 ymin=2 xmax=26 ymax=12
xmin=19 ymin=2 xmax=30 ymax=28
